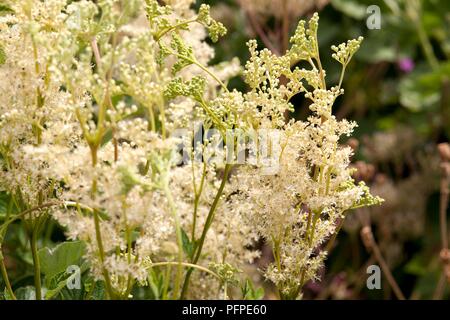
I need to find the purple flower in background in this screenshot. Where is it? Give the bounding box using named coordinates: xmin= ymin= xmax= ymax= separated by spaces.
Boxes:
xmin=398 ymin=58 xmax=415 ymax=73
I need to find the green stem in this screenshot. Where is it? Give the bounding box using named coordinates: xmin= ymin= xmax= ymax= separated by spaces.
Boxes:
xmin=149 ymin=261 xmax=221 ymax=281
xmin=161 ymin=264 xmax=172 ymax=300
xmin=163 ymin=186 xmax=184 ymax=300
xmin=165 ymin=47 xmax=229 ymax=92
xmin=272 ymin=236 xmax=282 ymax=273
xmin=154 ymin=18 xmax=198 ymax=41
xmin=223 ymin=282 xmax=228 ymax=300
xmin=180 ymin=164 xmax=232 ymax=299
xmin=199 ymin=98 xmax=226 ymax=132
xmin=191 ymin=158 xmax=207 ymax=242
xmin=271 ymin=236 xmax=284 ymax=299
xmin=298 ymin=210 xmax=320 ymax=293
xmin=337 ymin=63 xmax=347 ymax=90
xmin=83 ymin=69 xmax=116 ymax=300
xmin=123 ymin=206 xmax=134 ymax=299
xmin=93 ymin=210 xmax=115 ymax=299
xmin=0 ymin=250 xmax=15 ymax=300
xmin=147 ymin=105 xmax=156 ymax=132
xmin=0 ymin=202 xmax=58 ymax=235
xmin=192 ymin=59 xmax=228 ymax=92
xmin=158 ymin=96 xmax=167 ymax=138
xmin=313 ymin=30 xmax=326 ymax=90
xmin=417 ymin=23 xmax=439 ymax=70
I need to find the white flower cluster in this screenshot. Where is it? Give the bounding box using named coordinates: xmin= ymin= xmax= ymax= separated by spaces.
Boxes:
xmin=0 ymin=0 xmax=252 ymax=299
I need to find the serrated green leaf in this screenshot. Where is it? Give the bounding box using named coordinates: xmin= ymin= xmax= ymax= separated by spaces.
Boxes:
xmin=241 ymin=278 xmax=265 ymax=300
xmin=45 ymin=262 xmax=88 ymax=300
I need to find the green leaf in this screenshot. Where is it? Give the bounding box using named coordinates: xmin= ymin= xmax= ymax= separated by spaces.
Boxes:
xmin=38 ymin=241 xmax=86 ymax=282
xmin=45 ymin=262 xmax=89 ymax=300
xmin=147 ymin=267 xmax=164 ymax=299
xmin=241 ymin=278 xmax=264 ymax=300
xmin=181 ymin=228 xmax=194 ymax=258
